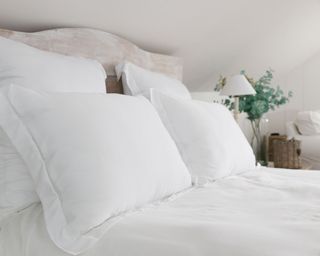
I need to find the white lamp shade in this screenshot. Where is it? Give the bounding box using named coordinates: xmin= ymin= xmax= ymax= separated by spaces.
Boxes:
xmin=220 ymin=74 xmax=256 ymax=96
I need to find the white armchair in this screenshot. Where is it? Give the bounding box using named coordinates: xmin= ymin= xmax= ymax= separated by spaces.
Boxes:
xmin=286 ymin=121 xmax=320 ymax=169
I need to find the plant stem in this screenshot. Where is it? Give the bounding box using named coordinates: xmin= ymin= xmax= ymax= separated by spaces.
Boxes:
xmin=250 ymin=118 xmax=262 ymax=163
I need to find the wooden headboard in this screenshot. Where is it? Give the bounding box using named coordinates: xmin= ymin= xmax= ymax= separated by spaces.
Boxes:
xmin=0 ymin=28 xmax=183 ymax=93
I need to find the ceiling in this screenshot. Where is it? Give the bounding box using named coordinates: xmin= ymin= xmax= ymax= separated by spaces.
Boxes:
xmin=1 ymin=0 xmax=320 ymax=91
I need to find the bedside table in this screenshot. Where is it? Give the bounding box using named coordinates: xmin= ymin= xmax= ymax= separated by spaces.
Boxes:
xmin=268 ymin=160 xmax=313 ymax=170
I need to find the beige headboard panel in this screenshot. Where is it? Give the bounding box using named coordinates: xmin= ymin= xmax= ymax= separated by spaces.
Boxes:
xmin=0 ymin=28 xmax=183 ymax=93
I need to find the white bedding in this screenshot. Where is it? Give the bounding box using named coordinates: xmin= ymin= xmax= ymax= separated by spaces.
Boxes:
xmin=1 ymin=167 xmax=320 ymax=256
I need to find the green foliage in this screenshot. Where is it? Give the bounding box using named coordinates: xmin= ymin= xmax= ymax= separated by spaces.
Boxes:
xmin=215 ymin=69 xmax=292 ymax=120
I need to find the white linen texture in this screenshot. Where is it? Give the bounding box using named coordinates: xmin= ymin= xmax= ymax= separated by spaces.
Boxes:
xmin=0 ymin=127 xmax=39 ymax=210
xmin=115 ymin=61 xmax=191 ymax=99
xmin=0 ymin=85 xmax=191 ymax=255
xmin=151 ymin=90 xmax=256 ymax=183
xmin=0 ymin=36 xmax=106 ymax=93
xmin=2 ymin=167 xmax=320 ymax=256
xmin=0 ymin=35 xmax=107 ymax=214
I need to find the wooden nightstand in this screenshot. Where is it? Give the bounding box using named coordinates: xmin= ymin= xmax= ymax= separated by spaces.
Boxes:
xmin=268 ymin=160 xmax=313 ymax=170
xmin=266 ymin=134 xmax=287 ymax=162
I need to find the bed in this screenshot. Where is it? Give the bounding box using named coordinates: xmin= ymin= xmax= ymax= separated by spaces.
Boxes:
xmin=0 ymin=28 xmax=320 ymax=256
xmin=1 ymin=167 xmax=320 ymax=256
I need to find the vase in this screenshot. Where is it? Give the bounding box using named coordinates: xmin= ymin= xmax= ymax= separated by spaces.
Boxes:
xmin=250 ymin=116 xmax=269 ymax=165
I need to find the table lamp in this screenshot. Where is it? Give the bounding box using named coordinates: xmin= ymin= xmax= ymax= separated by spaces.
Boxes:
xmin=220 ymin=74 xmax=256 ymax=121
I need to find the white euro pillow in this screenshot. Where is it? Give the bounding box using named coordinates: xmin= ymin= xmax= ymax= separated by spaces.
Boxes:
xmin=115 ymin=62 xmax=191 ymax=99
xmin=0 ymin=36 xmax=107 ymax=93
xmin=151 ymin=90 xmax=256 ymax=183
xmin=0 ymin=85 xmax=191 ymax=254
xmin=0 ymin=36 xmax=107 ymax=213
xmin=296 ymin=111 xmax=320 ymax=135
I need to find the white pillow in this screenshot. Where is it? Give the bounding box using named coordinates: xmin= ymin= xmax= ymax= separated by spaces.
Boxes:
xmin=296 ymin=111 xmax=320 ymax=135
xmin=0 ymin=36 xmax=107 ymax=93
xmin=115 ymin=62 xmax=191 ymax=99
xmin=0 ymin=85 xmax=191 ymax=254
xmin=151 ymin=90 xmax=256 ymax=183
xmin=0 ymin=36 xmax=107 ymax=212
xmin=0 ymin=127 xmax=39 ymax=209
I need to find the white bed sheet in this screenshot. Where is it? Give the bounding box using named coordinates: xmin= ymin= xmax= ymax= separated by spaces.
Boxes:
xmin=1 ymin=167 xmax=320 ymax=256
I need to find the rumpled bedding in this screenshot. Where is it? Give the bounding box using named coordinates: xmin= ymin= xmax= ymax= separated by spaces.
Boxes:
xmin=1 ymin=167 xmax=320 ymax=256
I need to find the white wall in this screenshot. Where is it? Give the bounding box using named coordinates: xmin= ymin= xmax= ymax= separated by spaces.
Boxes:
xmin=284 ymin=49 xmax=320 ymax=112
xmin=262 ymin=50 xmax=320 ymax=135
xmin=1 ymin=0 xmax=320 ymax=92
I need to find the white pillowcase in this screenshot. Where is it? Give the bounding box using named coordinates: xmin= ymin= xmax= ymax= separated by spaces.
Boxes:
xmin=296 ymin=111 xmax=320 ymax=135
xmin=115 ymin=62 xmax=191 ymax=99
xmin=151 ymin=90 xmax=256 ymax=183
xmin=0 ymin=36 xmax=107 ymax=93
xmin=0 ymin=85 xmax=191 ymax=254
xmin=0 ymin=128 xmax=39 ymax=210
xmin=0 ymin=36 xmax=107 ymax=213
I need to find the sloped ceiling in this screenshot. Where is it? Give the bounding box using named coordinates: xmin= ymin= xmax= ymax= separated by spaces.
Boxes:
xmin=1 ymin=0 xmax=320 ymax=91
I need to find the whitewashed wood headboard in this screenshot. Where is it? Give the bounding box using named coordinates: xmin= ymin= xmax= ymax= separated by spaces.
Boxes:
xmin=0 ymin=28 xmax=183 ymax=93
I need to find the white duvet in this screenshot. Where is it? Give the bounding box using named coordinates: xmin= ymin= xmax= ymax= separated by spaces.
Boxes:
xmin=1 ymin=167 xmax=320 ymax=256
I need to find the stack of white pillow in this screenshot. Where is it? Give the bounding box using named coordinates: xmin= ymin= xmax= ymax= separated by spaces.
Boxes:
xmin=116 ymin=62 xmax=256 ymax=183
xmin=0 ymin=36 xmax=255 ymax=255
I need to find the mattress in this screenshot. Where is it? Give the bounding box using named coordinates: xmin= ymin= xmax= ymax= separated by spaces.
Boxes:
xmin=1 ymin=167 xmax=320 ymax=256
